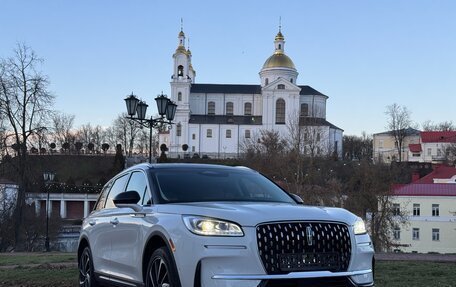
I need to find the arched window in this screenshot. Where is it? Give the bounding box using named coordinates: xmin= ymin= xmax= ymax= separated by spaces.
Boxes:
xmin=300 ymin=103 xmax=309 ymax=117
xmin=226 ymin=102 xmax=234 ymax=115
xmin=278 ymin=44 xmax=282 ymax=50
xmin=176 ymin=123 xmax=182 ymax=137
xmin=244 ymin=102 xmax=252 ymax=116
xmin=208 ymin=101 xmax=215 ymax=115
xmin=265 ymin=78 xmax=269 ymax=85
xmin=277 ymin=84 xmax=285 ymax=89
xmin=177 ymin=65 xmax=184 ymax=77
xmin=226 ymin=129 xmax=232 ymax=138
xmin=178 ymin=92 xmax=182 ymax=101
xmin=275 ymin=98 xmax=285 ymax=124
xmin=290 ymin=78 xmax=293 ymax=83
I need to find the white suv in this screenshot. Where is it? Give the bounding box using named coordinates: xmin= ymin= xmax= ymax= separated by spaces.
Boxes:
xmin=78 ymin=163 xmax=374 ymax=287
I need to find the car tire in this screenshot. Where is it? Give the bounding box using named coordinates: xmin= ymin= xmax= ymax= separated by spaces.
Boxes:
xmin=145 ymin=247 xmax=181 ymax=287
xmin=78 ymin=246 xmax=99 ymax=287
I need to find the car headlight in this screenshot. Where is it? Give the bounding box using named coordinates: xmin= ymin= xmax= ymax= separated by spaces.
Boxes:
xmin=182 ymin=215 xmax=244 ymax=236
xmin=354 ymin=217 xmax=367 ymax=235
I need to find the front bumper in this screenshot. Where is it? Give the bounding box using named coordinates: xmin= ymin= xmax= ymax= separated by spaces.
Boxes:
xmin=212 ymin=269 xmax=373 ymax=287
xmin=171 ymin=225 xmax=374 ymax=287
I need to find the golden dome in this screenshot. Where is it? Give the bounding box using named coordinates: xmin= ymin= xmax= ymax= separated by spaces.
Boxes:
xmin=275 ymin=31 xmax=284 ymax=41
xmin=175 ymin=45 xmax=187 ymax=54
xmin=262 ymin=52 xmax=295 ymax=69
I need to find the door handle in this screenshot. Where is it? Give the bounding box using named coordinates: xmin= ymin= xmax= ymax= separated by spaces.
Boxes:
xmin=88 ymin=220 xmax=96 ymax=226
xmin=110 ymin=218 xmax=119 ymax=225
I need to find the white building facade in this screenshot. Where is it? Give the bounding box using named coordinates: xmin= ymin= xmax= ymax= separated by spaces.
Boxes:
xmin=391 ymin=185 xmax=456 ymax=254
xmin=162 ymin=28 xmax=343 ymax=158
xmin=407 ymin=131 xmax=456 ymax=164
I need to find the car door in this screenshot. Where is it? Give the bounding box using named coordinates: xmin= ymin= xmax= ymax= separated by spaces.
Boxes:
xmin=109 ymin=170 xmax=150 ymax=283
xmin=94 ymin=173 xmax=130 ymax=280
xmin=87 ymin=180 xmax=114 ymax=276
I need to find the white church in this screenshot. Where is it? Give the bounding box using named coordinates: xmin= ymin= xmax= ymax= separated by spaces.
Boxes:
xmin=160 ymin=27 xmax=343 ymax=159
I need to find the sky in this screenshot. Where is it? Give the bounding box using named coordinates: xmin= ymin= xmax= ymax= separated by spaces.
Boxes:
xmin=1 ymin=0 xmax=455 ymax=136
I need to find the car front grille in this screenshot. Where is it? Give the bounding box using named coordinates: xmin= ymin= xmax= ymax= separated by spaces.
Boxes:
xmin=256 ymin=222 xmax=351 ymax=274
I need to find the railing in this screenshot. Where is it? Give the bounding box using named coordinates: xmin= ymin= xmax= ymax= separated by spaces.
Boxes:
xmin=30 ymin=182 xmax=103 ymax=194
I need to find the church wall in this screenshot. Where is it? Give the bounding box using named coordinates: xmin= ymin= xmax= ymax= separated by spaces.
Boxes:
xmin=300 ymin=95 xmax=327 ymax=119
xmin=189 ymin=93 xmax=263 ymax=116
xmin=182 ymin=124 xmax=262 ymax=157
xmin=189 ymin=93 xmax=205 ymax=114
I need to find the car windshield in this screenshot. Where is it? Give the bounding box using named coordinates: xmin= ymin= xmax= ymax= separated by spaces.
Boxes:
xmin=152 ymin=168 xmax=295 ymax=204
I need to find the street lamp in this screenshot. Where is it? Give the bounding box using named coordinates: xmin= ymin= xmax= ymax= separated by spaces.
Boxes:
xmin=43 ymin=171 xmax=55 ymax=252
xmin=124 ymin=92 xmax=177 ymax=163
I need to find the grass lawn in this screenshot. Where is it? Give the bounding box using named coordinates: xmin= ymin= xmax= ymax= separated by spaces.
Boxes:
xmin=1 ymin=254 xmax=456 ymax=287
xmin=375 ymin=260 xmax=456 ymax=287
xmin=0 ymin=252 xmax=76 ymax=266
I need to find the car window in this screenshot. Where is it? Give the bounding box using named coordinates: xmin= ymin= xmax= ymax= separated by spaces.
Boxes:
xmin=104 ymin=174 xmax=129 ymax=209
xmin=125 ymin=171 xmax=149 ymax=205
xmin=94 ymin=180 xmax=113 ymax=211
xmin=153 ymin=169 xmax=295 ymax=204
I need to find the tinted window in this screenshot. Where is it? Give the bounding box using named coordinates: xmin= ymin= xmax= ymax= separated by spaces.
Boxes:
xmin=126 ymin=171 xmax=149 ymax=205
xmin=105 ymin=174 xmax=129 ymax=208
xmin=153 ymin=169 xmax=295 ymax=204
xmin=94 ymin=181 xmax=113 ymax=211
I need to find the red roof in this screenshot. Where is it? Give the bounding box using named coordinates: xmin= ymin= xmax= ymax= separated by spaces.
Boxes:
xmin=415 ymin=165 xmax=456 ymax=184
xmin=421 ymin=131 xmax=456 ymax=143
xmin=393 ymin=183 xmax=456 ymax=196
xmin=409 ymin=144 xmax=422 ymax=152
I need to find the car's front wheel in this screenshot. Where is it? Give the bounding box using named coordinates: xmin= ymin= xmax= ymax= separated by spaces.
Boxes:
xmin=146 ymin=247 xmax=181 ymax=287
xmin=78 ymin=246 xmax=98 ymax=287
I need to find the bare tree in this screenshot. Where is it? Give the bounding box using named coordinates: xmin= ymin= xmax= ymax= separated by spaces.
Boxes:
xmin=343 ymin=132 xmax=373 ymax=161
xmin=446 ymin=143 xmax=456 ymax=165
xmin=51 ymin=112 xmax=75 ymax=147
xmin=385 ymin=103 xmax=412 ymax=162
xmin=300 ymin=119 xmax=329 ymax=158
xmin=113 ymin=114 xmax=141 ymax=157
xmin=77 ymin=123 xmax=93 ymax=150
xmin=345 ymin=160 xmax=408 ymax=251
xmin=102 ymin=126 xmax=118 ymax=151
xmin=136 ymin=129 xmax=150 ymax=156
xmin=0 ymin=44 xmax=54 ymax=246
xmin=0 ymin=117 xmax=7 ymax=159
xmin=422 ymin=120 xmax=455 ymax=131
xmin=92 ymin=125 xmax=104 ymax=153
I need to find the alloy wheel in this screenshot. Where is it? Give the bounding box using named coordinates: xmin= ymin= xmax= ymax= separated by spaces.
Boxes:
xmin=148 ymin=257 xmax=170 ymax=287
xmin=79 ymin=248 xmax=93 ymax=287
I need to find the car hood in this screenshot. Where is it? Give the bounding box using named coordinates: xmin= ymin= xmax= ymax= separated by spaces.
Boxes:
xmin=156 ymin=202 xmax=358 ymax=227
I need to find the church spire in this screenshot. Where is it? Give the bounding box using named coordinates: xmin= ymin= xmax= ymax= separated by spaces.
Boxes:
xmin=274 ymin=18 xmax=285 ymax=54
xmin=177 ymin=18 xmax=186 ymax=48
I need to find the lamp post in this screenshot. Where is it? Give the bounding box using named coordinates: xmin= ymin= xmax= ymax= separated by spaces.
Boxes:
xmin=124 ymin=92 xmax=177 ymax=163
xmin=43 ymin=171 xmax=55 ymax=252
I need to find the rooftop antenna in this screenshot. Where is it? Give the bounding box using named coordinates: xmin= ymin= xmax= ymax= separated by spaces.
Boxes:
xmin=279 ymin=16 xmax=282 ymax=32
xmin=180 ymin=18 xmax=184 ymax=32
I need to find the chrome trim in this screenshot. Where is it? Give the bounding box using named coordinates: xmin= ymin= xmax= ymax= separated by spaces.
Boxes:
xmin=212 ymin=269 xmax=372 ymax=280
xmin=204 ymin=245 xmax=247 ymax=249
xmin=109 ymin=277 xmax=137 ymax=287
xmin=356 ymin=242 xmax=372 ymax=247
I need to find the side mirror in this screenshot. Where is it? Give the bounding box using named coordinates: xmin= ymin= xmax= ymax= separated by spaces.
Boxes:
xmin=290 ymin=193 xmax=304 ymax=205
xmin=114 ymin=190 xmax=142 ymax=212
